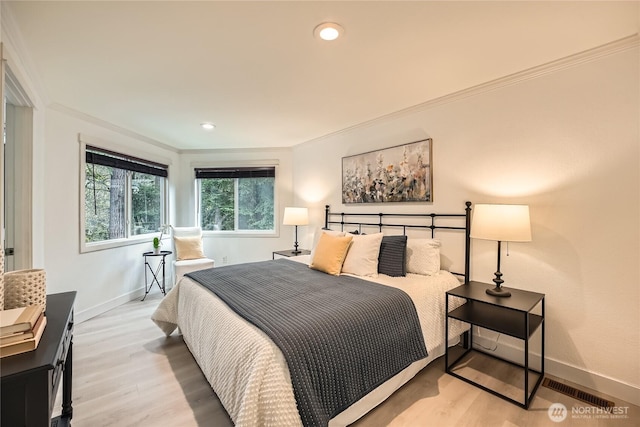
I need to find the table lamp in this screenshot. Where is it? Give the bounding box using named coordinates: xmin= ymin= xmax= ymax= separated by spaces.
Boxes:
xmin=283 ymin=207 xmax=309 ymax=254
xmin=470 ymin=204 xmax=531 ymax=297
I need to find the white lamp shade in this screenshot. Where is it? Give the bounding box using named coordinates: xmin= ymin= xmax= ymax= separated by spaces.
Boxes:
xmin=283 ymin=207 xmax=309 ymax=226
xmin=470 ymin=204 xmax=532 ymax=242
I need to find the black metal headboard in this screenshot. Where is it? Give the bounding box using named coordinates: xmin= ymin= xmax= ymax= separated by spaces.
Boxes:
xmin=324 ymin=201 xmax=472 ymax=283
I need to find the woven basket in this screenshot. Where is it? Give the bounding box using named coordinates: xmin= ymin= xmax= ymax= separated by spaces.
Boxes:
xmin=0 ymin=248 xmax=4 ymax=310
xmin=4 ymin=269 xmax=46 ymax=310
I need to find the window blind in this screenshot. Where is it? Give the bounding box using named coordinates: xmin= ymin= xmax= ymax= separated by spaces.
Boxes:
xmin=86 ymin=146 xmax=168 ymax=178
xmin=195 ymin=166 xmax=275 ymax=179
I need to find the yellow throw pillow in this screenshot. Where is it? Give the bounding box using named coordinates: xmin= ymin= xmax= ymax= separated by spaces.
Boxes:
xmin=174 ymin=236 xmax=205 ymax=260
xmin=309 ymin=233 xmax=353 ymax=276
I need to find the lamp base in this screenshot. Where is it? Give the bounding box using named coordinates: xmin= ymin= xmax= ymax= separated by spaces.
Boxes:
xmin=291 ymin=249 xmax=301 ymax=255
xmin=486 ymin=286 xmax=511 ymax=298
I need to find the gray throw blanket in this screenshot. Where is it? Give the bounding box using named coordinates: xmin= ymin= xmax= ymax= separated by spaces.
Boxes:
xmin=186 ymin=259 xmax=427 ymax=427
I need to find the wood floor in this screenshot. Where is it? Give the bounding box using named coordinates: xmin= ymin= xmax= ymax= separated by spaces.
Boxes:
xmin=54 ymin=290 xmax=639 ymax=426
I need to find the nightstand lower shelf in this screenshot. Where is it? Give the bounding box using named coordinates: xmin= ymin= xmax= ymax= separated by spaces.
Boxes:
xmin=447 ymin=346 xmax=544 ymax=409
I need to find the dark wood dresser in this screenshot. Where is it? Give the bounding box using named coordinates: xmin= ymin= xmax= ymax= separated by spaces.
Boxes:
xmin=1 ymin=291 xmax=76 ymax=427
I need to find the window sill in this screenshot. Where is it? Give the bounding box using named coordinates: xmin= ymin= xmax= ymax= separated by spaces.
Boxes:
xmin=80 ymin=235 xmax=170 ymax=253
xmin=202 ymin=230 xmax=278 ymax=238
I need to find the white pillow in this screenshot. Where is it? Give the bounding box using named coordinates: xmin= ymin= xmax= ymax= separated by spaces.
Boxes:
xmin=310 ymin=229 xmax=346 ymax=261
xmin=341 ymin=233 xmax=384 ymax=277
xmin=406 ymin=238 xmax=441 ymax=276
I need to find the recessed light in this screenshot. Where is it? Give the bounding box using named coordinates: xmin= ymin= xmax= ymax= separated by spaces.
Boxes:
xmin=314 ymin=22 xmax=344 ymax=41
xmin=201 ymin=122 xmax=215 ymax=130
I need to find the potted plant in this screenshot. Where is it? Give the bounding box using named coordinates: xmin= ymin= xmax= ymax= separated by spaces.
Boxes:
xmin=153 ymin=225 xmax=168 ymax=253
xmin=153 ymin=236 xmax=161 ymax=253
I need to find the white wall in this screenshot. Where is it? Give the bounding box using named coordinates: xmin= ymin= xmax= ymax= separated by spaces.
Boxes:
xmin=43 ymin=108 xmax=181 ymax=321
xmin=292 ymin=47 xmax=639 ymax=404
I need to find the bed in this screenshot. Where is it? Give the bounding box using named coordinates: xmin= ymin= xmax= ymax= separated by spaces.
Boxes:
xmin=152 ymin=202 xmax=472 ymax=427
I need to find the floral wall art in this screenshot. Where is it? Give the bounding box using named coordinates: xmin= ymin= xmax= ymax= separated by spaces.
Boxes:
xmin=342 ymin=139 xmax=432 ymax=204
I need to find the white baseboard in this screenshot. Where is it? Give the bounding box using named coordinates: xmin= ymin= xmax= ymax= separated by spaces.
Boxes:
xmin=75 ymin=287 xmax=145 ymax=323
xmin=544 ymin=357 xmax=640 ymax=408
xmin=473 ymin=333 xmax=640 ymax=407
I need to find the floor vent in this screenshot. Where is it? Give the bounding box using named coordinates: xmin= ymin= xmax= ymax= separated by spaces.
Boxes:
xmin=542 ymin=377 xmax=615 ymax=408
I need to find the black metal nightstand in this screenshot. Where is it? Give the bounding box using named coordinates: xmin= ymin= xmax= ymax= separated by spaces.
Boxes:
xmin=272 ymin=249 xmax=311 ymax=260
xmin=445 ymin=281 xmax=545 ymax=409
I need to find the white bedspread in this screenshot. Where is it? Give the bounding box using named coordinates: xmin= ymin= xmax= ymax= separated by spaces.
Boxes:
xmin=152 ymin=260 xmax=467 ymax=426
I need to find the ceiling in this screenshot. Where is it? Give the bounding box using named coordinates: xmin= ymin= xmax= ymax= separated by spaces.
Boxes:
xmin=4 ymin=1 xmax=638 ymax=151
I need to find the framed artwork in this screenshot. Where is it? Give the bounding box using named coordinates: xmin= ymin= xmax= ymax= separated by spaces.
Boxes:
xmin=342 ymin=138 xmax=432 ymax=204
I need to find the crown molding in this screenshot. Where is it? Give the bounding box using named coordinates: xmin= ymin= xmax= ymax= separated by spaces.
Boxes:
xmin=50 ymin=103 xmax=179 ymax=153
xmin=300 ymin=34 xmax=640 ymax=147
xmin=51 ymin=102 xmax=292 ymax=155
xmin=179 ymin=146 xmax=291 ymax=155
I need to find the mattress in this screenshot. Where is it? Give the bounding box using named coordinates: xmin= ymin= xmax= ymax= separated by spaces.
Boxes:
xmin=152 ymin=256 xmax=467 ymax=426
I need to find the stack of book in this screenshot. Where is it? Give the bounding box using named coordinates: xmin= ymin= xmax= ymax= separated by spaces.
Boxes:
xmin=0 ymin=304 xmax=47 ymax=358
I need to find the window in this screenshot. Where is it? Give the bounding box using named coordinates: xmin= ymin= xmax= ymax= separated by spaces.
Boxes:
xmin=196 ymin=167 xmax=275 ymax=232
xmin=85 ymin=146 xmax=168 ymax=244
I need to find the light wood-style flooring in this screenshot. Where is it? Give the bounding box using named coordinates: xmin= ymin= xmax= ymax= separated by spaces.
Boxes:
xmin=54 ymin=290 xmax=639 ymax=426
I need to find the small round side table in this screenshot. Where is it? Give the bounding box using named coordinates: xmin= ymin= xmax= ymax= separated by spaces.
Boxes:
xmin=142 ymin=250 xmax=172 ymax=301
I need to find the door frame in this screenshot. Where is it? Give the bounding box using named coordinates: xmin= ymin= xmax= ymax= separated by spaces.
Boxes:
xmin=2 ymin=44 xmax=34 ymax=271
